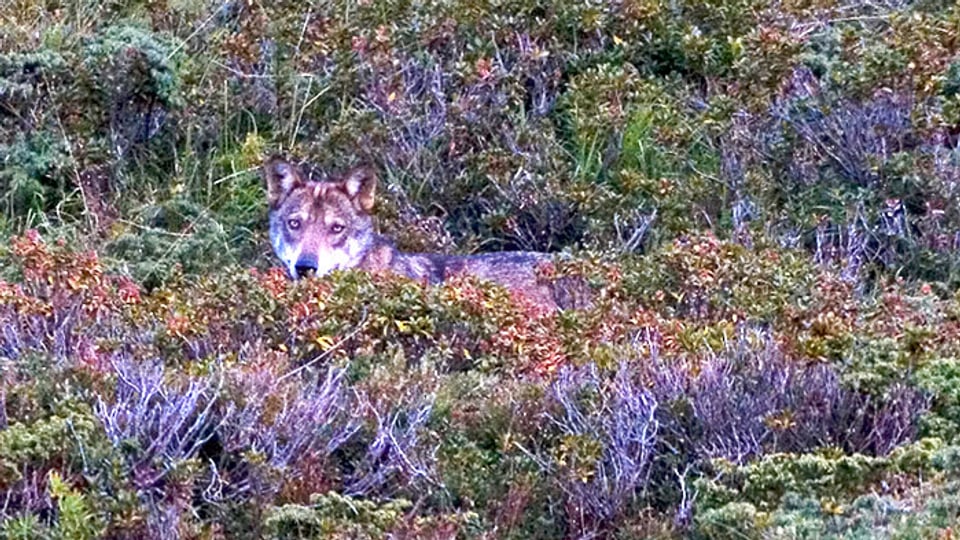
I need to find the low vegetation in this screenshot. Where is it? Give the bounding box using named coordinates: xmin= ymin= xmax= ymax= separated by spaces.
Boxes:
xmin=2 ymin=0 xmax=960 ymax=537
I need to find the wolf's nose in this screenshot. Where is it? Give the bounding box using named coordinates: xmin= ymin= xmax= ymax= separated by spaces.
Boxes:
xmin=294 ymin=255 xmax=318 ymax=278
xmin=295 ymin=264 xmax=317 ymax=279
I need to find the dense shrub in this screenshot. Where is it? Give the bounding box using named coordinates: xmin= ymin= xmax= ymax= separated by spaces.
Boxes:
xmin=2 ymin=0 xmax=960 ymax=536
xmin=0 ymin=234 xmax=957 ymax=536
xmin=694 ymin=440 xmax=960 ymax=539
xmin=2 ymin=0 xmax=958 ymax=283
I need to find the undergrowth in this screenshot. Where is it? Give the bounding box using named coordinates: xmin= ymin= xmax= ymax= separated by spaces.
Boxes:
xmin=2 ymin=0 xmax=960 ymax=537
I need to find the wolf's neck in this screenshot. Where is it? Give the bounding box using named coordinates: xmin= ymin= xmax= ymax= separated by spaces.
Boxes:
xmin=357 ymin=234 xmax=398 ymax=271
xmin=358 ymin=235 xmax=449 ymax=284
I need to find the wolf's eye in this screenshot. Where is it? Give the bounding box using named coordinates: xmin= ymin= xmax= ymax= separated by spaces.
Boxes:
xmin=329 ymin=223 xmax=345 ymax=234
xmin=287 ymin=218 xmax=301 ymax=230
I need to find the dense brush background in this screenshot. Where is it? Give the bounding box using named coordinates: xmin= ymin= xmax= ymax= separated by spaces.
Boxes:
xmin=2 ymin=0 xmax=960 ymax=538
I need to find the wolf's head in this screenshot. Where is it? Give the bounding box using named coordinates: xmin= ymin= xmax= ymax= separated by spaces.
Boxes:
xmin=263 ymin=156 xmax=377 ymax=279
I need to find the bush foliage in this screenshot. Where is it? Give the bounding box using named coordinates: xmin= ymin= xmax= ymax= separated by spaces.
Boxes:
xmin=2 ymin=0 xmax=960 ymax=537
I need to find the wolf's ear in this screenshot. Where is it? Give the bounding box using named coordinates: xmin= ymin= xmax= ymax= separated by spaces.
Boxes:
xmin=343 ymin=166 xmax=377 ymax=212
xmin=263 ymin=156 xmax=303 ymax=207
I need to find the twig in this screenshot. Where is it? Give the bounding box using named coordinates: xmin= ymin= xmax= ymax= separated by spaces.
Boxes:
xmin=279 ymin=308 xmax=369 ymax=382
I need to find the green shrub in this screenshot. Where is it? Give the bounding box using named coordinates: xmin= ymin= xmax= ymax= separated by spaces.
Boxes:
xmin=694 ymin=501 xmax=761 ymax=540
xmin=916 ymin=357 xmax=960 ymax=441
xmin=266 ymin=493 xmax=411 ymax=539
xmin=696 ymin=439 xmax=943 ymax=513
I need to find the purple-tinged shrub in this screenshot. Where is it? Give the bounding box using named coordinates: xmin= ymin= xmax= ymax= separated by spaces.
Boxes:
xmin=95 ymin=357 xmax=223 ymax=490
xmin=770 ymin=84 xmax=914 ymax=189
xmin=345 ymin=388 xmax=439 ymax=498
xmin=726 ymin=66 xmax=960 ymax=283
xmin=648 ymin=333 xmax=929 ymax=465
xmin=351 ymin=46 xmax=578 ymax=252
xmin=536 ymin=363 xmax=658 ymax=538
xmin=92 ymin=354 xmax=441 ymax=533
xmin=94 ymin=357 xmax=223 ymax=537
xmin=94 ymin=355 xmax=370 ymax=502
xmin=214 ymin=365 xmax=360 ymax=501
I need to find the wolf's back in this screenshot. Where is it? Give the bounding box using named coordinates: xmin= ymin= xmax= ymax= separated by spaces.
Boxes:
xmin=388 ymin=250 xmax=590 ymax=310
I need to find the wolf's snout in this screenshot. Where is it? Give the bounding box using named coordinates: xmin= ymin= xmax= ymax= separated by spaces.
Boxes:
xmin=294 ymin=257 xmax=318 ymax=279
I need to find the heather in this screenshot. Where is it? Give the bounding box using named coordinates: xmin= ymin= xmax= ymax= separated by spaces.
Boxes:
xmin=2 ymin=0 xmax=960 ymax=538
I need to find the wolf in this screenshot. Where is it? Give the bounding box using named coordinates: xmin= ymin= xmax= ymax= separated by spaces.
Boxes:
xmin=263 ymin=156 xmax=584 ymax=310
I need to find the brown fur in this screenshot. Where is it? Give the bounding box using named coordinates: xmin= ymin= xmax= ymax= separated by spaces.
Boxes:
xmin=263 ymin=156 xmax=584 ymax=311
